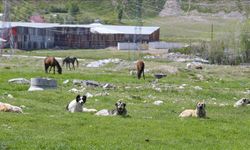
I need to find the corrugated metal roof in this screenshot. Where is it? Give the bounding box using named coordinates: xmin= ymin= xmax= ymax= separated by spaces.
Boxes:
xmin=0 ymin=21 xmax=59 ymax=28
xmin=89 ymin=23 xmax=159 ymax=35
xmin=0 ymin=21 xmax=159 ymax=35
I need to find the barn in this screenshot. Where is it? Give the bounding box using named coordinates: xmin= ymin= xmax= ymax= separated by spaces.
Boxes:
xmin=0 ymin=21 xmax=160 ymax=50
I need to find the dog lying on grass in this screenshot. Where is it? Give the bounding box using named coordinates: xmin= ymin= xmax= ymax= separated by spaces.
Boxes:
xmin=95 ymin=100 xmax=127 ymax=116
xmin=66 ymin=95 xmax=97 ymax=113
xmin=0 ymin=102 xmax=23 ymax=113
xmin=234 ymin=98 xmax=250 ymax=107
xmin=179 ymin=102 xmax=206 ymax=118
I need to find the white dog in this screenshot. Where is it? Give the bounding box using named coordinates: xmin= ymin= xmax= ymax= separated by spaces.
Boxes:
xmin=234 ymin=98 xmax=250 ymax=107
xmin=179 ymin=102 xmax=206 ymax=118
xmin=0 ymin=102 xmax=23 ymax=113
xmin=95 ymin=100 xmax=127 ymax=116
xmin=66 ymin=95 xmax=97 ymax=113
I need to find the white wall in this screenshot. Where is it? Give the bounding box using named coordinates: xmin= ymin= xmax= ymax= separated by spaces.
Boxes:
xmin=149 ymin=41 xmax=184 ymax=49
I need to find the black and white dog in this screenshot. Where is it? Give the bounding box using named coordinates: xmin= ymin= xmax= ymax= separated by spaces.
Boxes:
xmin=95 ymin=100 xmax=127 ymax=116
xmin=66 ymin=95 xmax=97 ymax=113
xmin=66 ymin=95 xmax=87 ymax=112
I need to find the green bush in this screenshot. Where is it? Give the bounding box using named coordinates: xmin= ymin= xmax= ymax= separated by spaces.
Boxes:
xmin=49 ymin=6 xmax=68 ymax=13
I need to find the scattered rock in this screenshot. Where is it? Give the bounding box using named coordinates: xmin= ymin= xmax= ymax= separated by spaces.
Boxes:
xmin=187 ymin=62 xmax=203 ymax=70
xmin=68 ymin=88 xmax=85 ymax=93
xmin=82 ymin=107 xmax=97 ymax=113
xmin=243 ymin=90 xmax=250 ymax=94
xmin=153 ymin=100 xmax=163 ymax=105
xmin=155 ymin=87 xmax=162 ymax=92
xmin=129 ymin=95 xmax=142 ymax=100
xmin=95 ymin=92 xmax=110 ymax=97
xmin=86 ymin=92 xmax=94 ymax=98
xmin=82 ymin=80 xmax=100 ymax=87
xmin=72 ymin=79 xmax=83 ymax=86
xmin=103 ymin=83 xmax=115 ymax=89
xmin=178 ymin=86 xmax=185 ymax=90
xmin=144 ymin=55 xmax=156 ymax=59
xmin=8 ymin=78 xmax=30 ymax=84
xmin=194 ymin=58 xmax=209 ymax=64
xmin=129 ymin=70 xmax=137 ymax=76
xmin=73 ymin=79 xmax=114 ymax=89
xmin=219 ymin=103 xmax=228 ymax=107
xmin=63 ymin=80 xmax=69 ymax=84
xmin=148 ymin=95 xmax=156 ymax=100
xmin=194 ymin=86 xmax=203 ymax=90
xmin=7 ymin=94 xmax=14 ymax=99
xmin=154 ymin=73 xmax=167 ymax=79
xmin=196 ymin=74 xmax=204 ymax=80
xmin=20 ymin=105 xmax=26 ymax=109
xmin=86 ymin=58 xmax=121 ymax=68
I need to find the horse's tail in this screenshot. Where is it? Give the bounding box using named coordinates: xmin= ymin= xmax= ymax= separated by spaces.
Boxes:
xmin=142 ymin=65 xmax=145 ymax=80
xmin=75 ymin=58 xmax=79 ymax=67
xmin=44 ymin=57 xmax=48 ymax=73
xmin=62 ymin=59 xmax=65 ymax=66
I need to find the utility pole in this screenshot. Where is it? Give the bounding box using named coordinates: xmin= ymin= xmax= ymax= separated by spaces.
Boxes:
xmin=1 ymin=0 xmax=14 ymax=56
xmin=134 ymin=0 xmax=143 ymax=60
xmin=211 ymin=23 xmax=214 ymax=41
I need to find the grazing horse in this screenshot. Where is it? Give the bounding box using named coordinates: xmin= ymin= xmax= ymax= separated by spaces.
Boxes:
xmin=44 ymin=56 xmax=62 ymax=74
xmin=136 ymin=60 xmax=145 ymax=79
xmin=62 ymin=56 xmax=79 ymax=70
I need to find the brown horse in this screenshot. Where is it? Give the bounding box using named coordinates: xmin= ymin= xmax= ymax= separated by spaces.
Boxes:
xmin=136 ymin=60 xmax=145 ymax=79
xmin=44 ymin=56 xmax=62 ymax=74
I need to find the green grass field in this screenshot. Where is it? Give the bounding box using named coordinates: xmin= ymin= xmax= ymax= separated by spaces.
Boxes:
xmin=1 ymin=49 xmax=250 ymax=149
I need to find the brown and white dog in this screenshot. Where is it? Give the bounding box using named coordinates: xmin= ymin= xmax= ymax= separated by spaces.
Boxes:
xmin=95 ymin=100 xmax=127 ymax=116
xmin=0 ymin=102 xmax=23 ymax=113
xmin=136 ymin=60 xmax=145 ymax=80
xmin=179 ymin=102 xmax=206 ymax=118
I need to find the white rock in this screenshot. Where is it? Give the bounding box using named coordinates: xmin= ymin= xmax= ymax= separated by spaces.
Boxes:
xmin=154 ymin=87 xmax=162 ymax=92
xmin=194 ymin=86 xmax=203 ymax=90
xmin=179 ymin=86 xmax=185 ymax=89
xmin=87 ymin=58 xmax=121 ymax=68
xmin=103 ymin=83 xmax=114 ymax=89
xmin=153 ymin=100 xmax=163 ymax=105
xmin=82 ymin=107 xmax=97 ymax=112
xmin=86 ymin=92 xmax=93 ymax=98
xmin=243 ymin=90 xmax=250 ymax=94
xmin=8 ymin=78 xmax=30 ymax=84
xmin=7 ymin=94 xmax=14 ymax=99
xmin=68 ymin=88 xmax=79 ymax=93
xmin=20 ymin=105 xmax=26 ymax=109
xmin=63 ymin=80 xmax=69 ymax=84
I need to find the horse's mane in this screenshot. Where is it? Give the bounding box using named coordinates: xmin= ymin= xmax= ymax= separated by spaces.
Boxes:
xmin=55 ymin=59 xmax=62 ymax=71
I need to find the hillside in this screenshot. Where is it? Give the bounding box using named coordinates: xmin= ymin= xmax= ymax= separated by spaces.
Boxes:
xmin=2 ymin=0 xmax=249 ymax=24
xmin=0 ymin=0 xmax=249 ymax=43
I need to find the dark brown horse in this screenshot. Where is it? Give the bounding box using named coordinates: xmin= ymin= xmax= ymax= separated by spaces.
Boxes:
xmin=44 ymin=56 xmax=62 ymax=74
xmin=136 ymin=60 xmax=145 ymax=79
xmin=62 ymin=56 xmax=79 ymax=70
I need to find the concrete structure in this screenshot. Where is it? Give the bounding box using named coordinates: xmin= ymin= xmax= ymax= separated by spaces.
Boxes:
xmin=28 ymin=78 xmax=57 ymax=91
xmin=0 ymin=22 xmax=160 ymax=50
